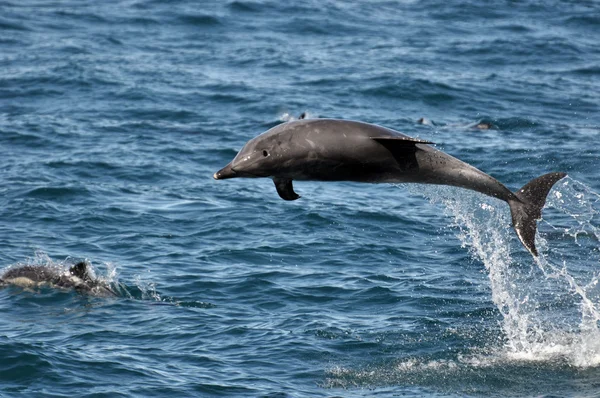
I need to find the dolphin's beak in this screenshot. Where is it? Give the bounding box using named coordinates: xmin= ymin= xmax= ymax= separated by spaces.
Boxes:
xmin=213 ymin=162 xmax=237 ymax=180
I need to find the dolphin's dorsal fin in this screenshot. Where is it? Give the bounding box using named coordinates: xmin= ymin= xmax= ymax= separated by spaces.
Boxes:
xmin=69 ymin=262 xmax=89 ymax=280
xmin=273 ymin=178 xmax=300 ymax=201
xmin=371 ymin=136 xmax=432 ymax=170
xmin=371 ymin=136 xmax=434 ymax=145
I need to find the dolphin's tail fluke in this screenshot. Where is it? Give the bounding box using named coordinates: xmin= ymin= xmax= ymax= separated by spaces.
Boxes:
xmin=508 ymin=172 xmax=567 ymax=257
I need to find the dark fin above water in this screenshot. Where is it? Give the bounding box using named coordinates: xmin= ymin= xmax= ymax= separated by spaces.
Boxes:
xmin=69 ymin=261 xmax=90 ymax=281
xmin=508 ymin=172 xmax=567 ymax=257
xmin=372 ymin=136 xmax=433 ymax=171
xmin=273 ymin=178 xmax=300 ymax=201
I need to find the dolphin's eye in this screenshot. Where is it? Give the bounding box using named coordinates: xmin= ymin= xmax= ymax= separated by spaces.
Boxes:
xmin=262 ymin=150 xmax=269 ymax=157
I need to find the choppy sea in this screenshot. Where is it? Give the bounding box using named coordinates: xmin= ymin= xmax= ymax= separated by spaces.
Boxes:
xmin=1 ymin=1 xmax=599 ymax=397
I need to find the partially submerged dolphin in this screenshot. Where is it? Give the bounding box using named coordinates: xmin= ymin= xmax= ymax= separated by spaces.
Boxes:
xmin=214 ymin=118 xmax=566 ymax=257
xmin=0 ymin=261 xmax=116 ymax=296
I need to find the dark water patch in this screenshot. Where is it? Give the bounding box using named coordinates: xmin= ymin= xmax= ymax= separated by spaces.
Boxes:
xmin=309 ymin=326 xmax=361 ymax=342
xmin=0 ymin=38 xmax=22 ymax=45
xmin=259 ymin=392 xmax=294 ymax=398
xmin=46 ymin=160 xmax=120 ymax=173
xmin=447 ymin=37 xmax=583 ymax=63
xmin=569 ymin=65 xmax=600 ymax=76
xmin=299 ymin=210 xmax=338 ymax=228
xmin=52 ymin=9 xmax=108 ymax=25
xmin=125 ymin=107 xmax=200 ymax=122
xmin=191 ymin=384 xmax=260 ymax=396
xmin=531 ymin=37 xmax=583 ymax=57
xmin=487 ymin=117 xmax=542 ymax=130
xmin=430 ymin=4 xmax=509 ymax=22
xmin=34 ymin=19 xmax=78 ymax=33
xmin=366 ymin=274 xmax=403 ymax=284
xmin=564 ymin=14 xmax=600 ymax=29
xmin=296 ymin=76 xmax=354 ymax=88
xmin=360 ymin=77 xmax=463 ymax=106
xmin=177 ymin=13 xmax=222 ymax=27
xmin=278 ymin=17 xmax=360 ymax=36
xmin=0 ymin=130 xmax=56 ymax=147
xmin=228 ymin=0 xmax=264 ymax=13
xmin=118 ymin=16 xmax=161 ymax=27
xmin=1 ymin=69 xmax=122 ymax=99
xmin=0 ymin=341 xmax=54 ymax=383
xmin=24 ymin=186 xmax=92 ymax=201
xmin=157 ymin=144 xmax=197 ymax=158
xmin=496 ymin=23 xmax=531 ymax=33
xmin=286 ymin=285 xmax=356 ymax=305
xmin=0 ymin=17 xmax=30 ymax=31
xmin=352 ymin=285 xmax=399 ymax=304
xmin=208 ymin=92 xmax=256 ymax=104
xmin=105 ymin=36 xmax=123 ymax=46
xmin=0 ymin=86 xmax=64 ymax=99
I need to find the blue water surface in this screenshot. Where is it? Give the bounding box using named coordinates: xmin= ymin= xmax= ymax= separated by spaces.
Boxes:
xmin=1 ymin=1 xmax=599 ymax=397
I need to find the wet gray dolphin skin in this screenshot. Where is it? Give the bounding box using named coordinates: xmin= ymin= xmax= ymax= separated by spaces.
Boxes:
xmin=0 ymin=261 xmax=116 ymax=296
xmin=214 ymin=118 xmax=566 ymax=257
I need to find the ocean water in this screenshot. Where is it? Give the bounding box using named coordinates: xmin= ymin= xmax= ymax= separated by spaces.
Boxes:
xmin=0 ymin=0 xmax=599 ymax=396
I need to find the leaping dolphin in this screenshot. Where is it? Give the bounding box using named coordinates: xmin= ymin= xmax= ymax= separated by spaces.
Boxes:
xmin=0 ymin=261 xmax=116 ymax=296
xmin=214 ymin=118 xmax=566 ymax=257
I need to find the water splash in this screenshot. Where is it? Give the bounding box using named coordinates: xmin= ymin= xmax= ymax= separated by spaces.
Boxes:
xmin=132 ymin=273 xmax=162 ymax=301
xmin=325 ymin=180 xmax=600 ymax=392
xmin=415 ymin=177 xmax=600 ymax=367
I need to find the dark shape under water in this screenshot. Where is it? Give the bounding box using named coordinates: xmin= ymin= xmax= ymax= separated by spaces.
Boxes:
xmin=0 ymin=261 xmax=116 ymax=297
xmin=214 ymin=118 xmax=567 ymax=257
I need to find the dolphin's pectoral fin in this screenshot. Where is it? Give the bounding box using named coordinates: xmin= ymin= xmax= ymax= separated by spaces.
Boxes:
xmin=273 ymin=178 xmax=300 ymax=201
